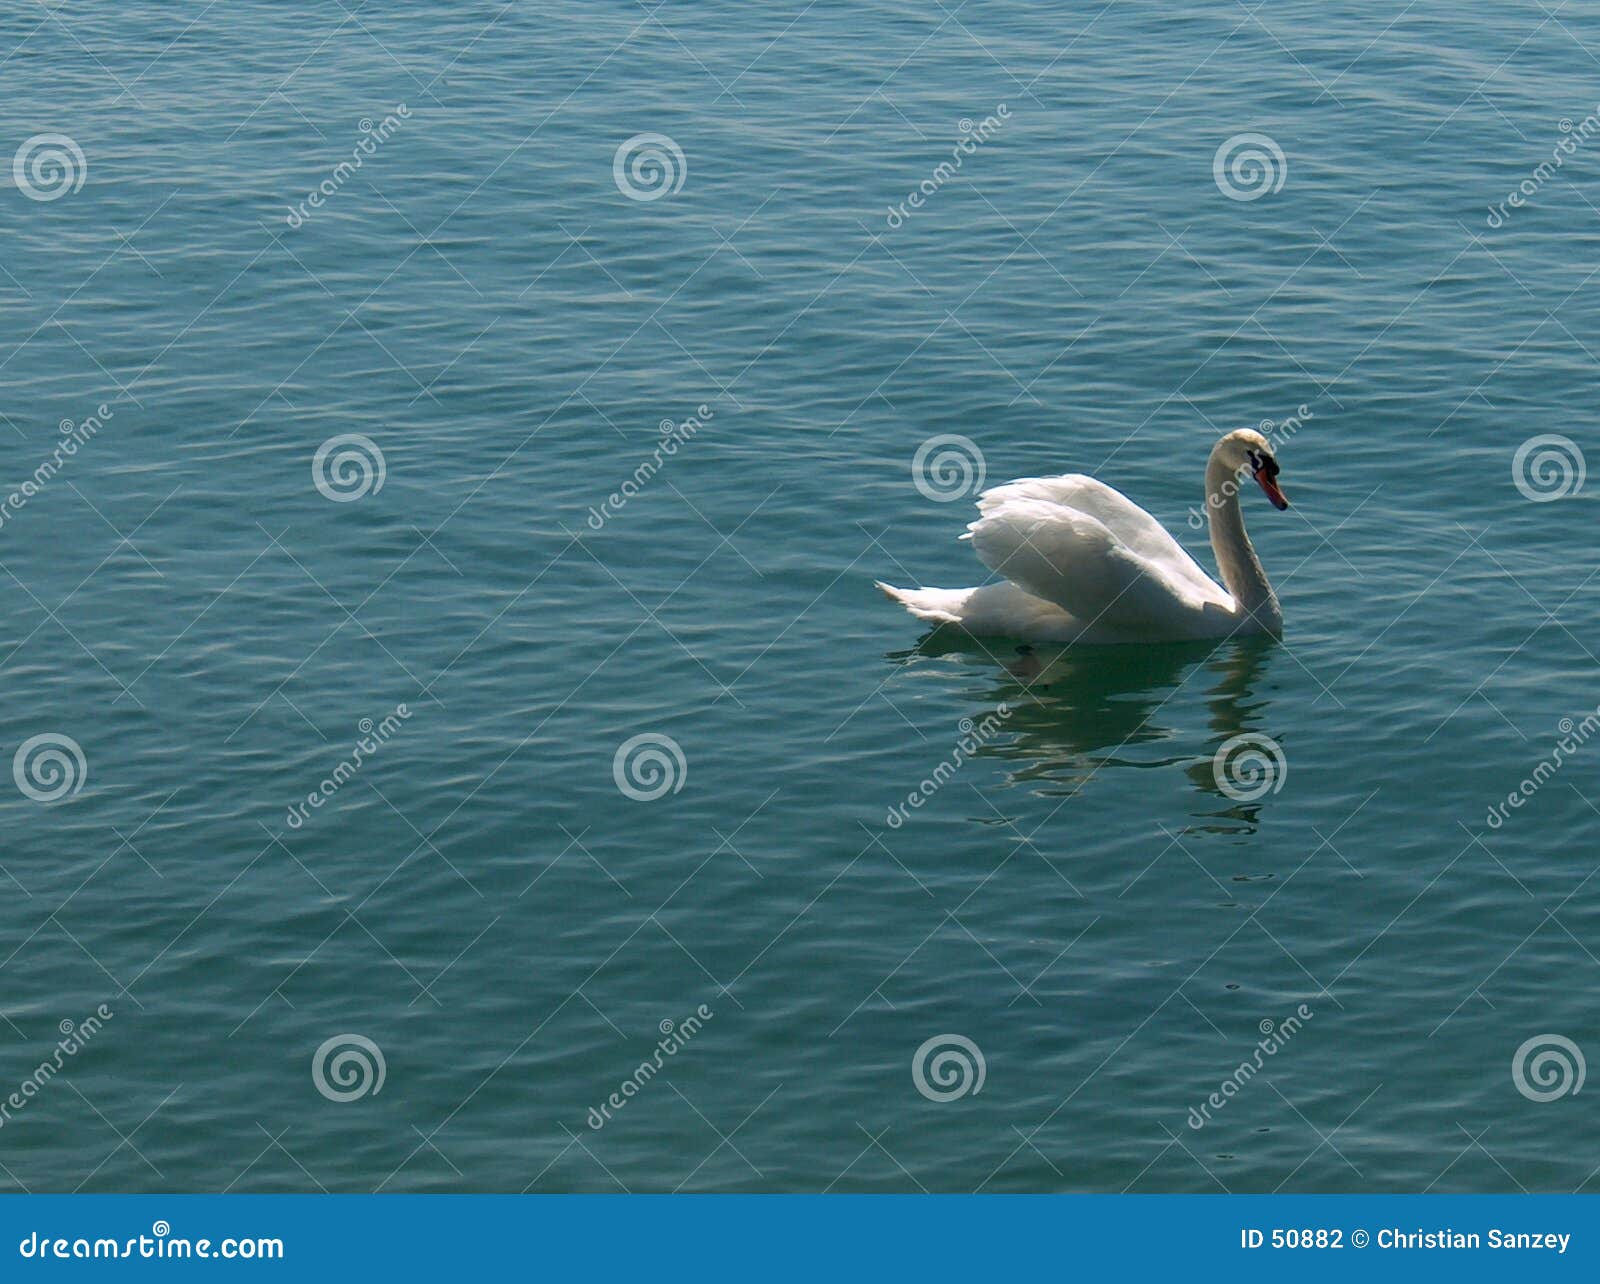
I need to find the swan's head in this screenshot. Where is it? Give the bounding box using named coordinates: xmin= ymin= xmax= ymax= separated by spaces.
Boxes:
xmin=1218 ymin=428 xmax=1288 ymax=511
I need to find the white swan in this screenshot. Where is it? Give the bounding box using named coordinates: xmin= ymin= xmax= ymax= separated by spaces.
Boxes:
xmin=877 ymin=428 xmax=1288 ymax=644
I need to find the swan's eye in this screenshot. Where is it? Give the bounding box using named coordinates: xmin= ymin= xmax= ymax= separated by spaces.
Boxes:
xmin=1248 ymin=450 xmax=1279 ymax=479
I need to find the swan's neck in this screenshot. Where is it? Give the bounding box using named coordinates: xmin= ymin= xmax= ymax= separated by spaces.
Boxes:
xmin=1205 ymin=449 xmax=1281 ymax=633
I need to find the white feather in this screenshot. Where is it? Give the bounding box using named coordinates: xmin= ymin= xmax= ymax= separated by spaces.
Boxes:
xmin=879 ymin=431 xmax=1285 ymax=644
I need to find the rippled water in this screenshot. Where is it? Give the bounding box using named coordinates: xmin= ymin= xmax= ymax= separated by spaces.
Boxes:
xmin=0 ymin=1 xmax=1596 ymax=1192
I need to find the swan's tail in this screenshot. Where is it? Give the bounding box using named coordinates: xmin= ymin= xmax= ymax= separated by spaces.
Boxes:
xmin=875 ymin=579 xmax=1083 ymax=641
xmin=874 ymin=581 xmax=969 ymax=626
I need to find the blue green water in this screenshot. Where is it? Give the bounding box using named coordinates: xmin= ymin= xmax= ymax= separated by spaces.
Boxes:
xmin=1 ymin=1 xmax=1597 ymax=1192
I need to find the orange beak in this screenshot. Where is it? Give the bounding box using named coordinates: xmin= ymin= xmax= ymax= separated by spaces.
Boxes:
xmin=1255 ymin=469 xmax=1288 ymax=510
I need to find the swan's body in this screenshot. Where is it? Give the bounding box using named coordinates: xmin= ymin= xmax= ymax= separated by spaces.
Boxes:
xmin=878 ymin=429 xmax=1288 ymax=644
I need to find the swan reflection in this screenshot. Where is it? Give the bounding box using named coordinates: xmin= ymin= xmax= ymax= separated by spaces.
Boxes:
xmin=890 ymin=632 xmax=1282 ymax=822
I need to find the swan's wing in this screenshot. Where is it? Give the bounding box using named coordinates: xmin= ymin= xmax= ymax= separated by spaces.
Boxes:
xmin=964 ymin=474 xmax=1230 ymax=632
xmin=975 ymin=475 xmax=1222 ymax=599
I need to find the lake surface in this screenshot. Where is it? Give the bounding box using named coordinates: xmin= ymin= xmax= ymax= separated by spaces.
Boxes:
xmin=0 ymin=0 xmax=1596 ymax=1192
